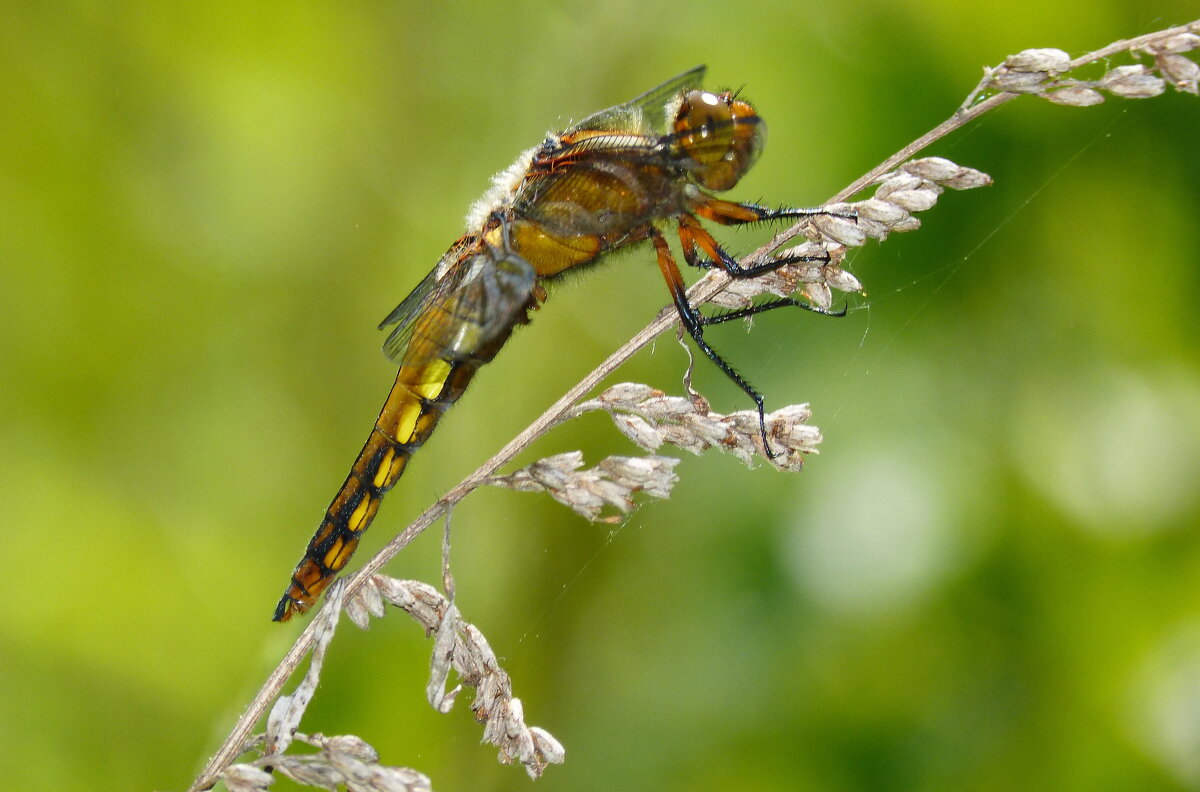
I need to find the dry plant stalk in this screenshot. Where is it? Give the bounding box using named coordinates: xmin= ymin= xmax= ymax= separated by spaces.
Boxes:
xmin=188 ymin=20 xmax=1199 ymax=792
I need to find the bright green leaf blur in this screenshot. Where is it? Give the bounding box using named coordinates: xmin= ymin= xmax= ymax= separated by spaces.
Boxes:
xmin=2 ymin=3 xmax=1199 ymax=791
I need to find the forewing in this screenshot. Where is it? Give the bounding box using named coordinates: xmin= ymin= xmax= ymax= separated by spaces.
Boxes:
xmin=378 ymin=248 xmax=535 ymax=368
xmin=573 ymin=65 xmax=706 ymax=136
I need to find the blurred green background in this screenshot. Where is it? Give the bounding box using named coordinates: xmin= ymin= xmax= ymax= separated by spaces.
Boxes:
xmin=2 ymin=3 xmax=1199 ymax=791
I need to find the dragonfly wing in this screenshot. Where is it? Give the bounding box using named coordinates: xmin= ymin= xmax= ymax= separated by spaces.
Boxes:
xmin=573 ymin=65 xmax=706 ymax=136
xmin=377 ymin=268 xmax=437 ymax=336
xmin=379 ymin=244 xmax=536 ymax=368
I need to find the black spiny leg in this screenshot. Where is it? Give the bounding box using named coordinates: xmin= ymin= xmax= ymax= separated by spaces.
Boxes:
xmin=676 ymin=213 xmax=847 ymax=319
xmin=649 ymin=196 xmax=855 ymax=455
xmin=677 ymin=212 xmax=831 ymax=277
xmin=655 ymin=202 xmax=853 ymax=456
xmin=649 ymin=227 xmax=782 ymax=457
xmin=685 ymin=195 xmax=857 ymax=278
xmin=691 ymin=195 xmax=855 ymax=229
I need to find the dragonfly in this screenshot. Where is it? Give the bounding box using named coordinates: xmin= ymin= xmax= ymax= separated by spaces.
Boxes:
xmin=273 ymin=65 xmax=842 ymax=621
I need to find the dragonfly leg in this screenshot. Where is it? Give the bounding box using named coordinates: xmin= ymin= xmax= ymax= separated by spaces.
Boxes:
xmin=703 ymin=297 xmax=846 ymax=324
xmin=690 ymin=195 xmax=856 ymax=228
xmin=650 ymin=227 xmax=779 ymax=457
xmin=678 ymin=212 xmax=834 ymax=278
xmin=685 ymin=195 xmax=856 ymax=275
xmin=677 ymin=215 xmax=844 ymax=321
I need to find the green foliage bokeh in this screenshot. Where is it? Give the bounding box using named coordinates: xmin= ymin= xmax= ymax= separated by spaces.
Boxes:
xmin=1 ymin=3 xmax=1199 ymax=791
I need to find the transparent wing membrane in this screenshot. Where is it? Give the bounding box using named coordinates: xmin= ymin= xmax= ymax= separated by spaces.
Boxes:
xmin=573 ymin=65 xmax=705 ymax=135
xmin=379 ymin=243 xmax=535 ymax=368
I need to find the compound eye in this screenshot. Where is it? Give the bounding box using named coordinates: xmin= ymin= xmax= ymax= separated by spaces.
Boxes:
xmin=673 ymin=90 xmax=763 ymax=192
xmin=677 ymin=90 xmax=733 ymax=144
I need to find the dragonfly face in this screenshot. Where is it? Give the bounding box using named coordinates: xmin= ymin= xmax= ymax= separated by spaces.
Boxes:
xmin=273 ymin=67 xmax=840 ymax=621
xmin=671 ymin=89 xmax=765 ymax=191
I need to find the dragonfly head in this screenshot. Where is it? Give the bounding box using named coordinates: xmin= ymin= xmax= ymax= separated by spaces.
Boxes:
xmin=672 ymin=89 xmax=765 ymax=192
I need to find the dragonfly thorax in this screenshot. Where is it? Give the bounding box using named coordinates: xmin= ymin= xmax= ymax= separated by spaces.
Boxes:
xmin=671 ymin=89 xmax=765 ymax=192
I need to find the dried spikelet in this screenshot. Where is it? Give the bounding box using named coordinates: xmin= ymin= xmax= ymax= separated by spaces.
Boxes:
xmin=964 ymin=37 xmax=1199 ymax=108
xmin=1157 ymin=52 xmax=1200 ymax=93
xmin=1145 ymin=32 xmax=1200 ymax=94
xmin=1043 ymin=85 xmax=1106 ymax=106
xmin=217 ymin=764 xmax=274 ymax=792
xmin=1101 ymin=64 xmax=1166 ymax=98
xmin=575 ymin=384 xmax=822 ymax=472
xmin=488 ymin=451 xmax=680 ymax=522
xmin=862 ymin=158 xmax=992 ymax=238
xmin=223 ymin=733 xmax=433 ymax=792
xmin=991 ymin=47 xmax=1073 ymax=92
xmin=225 ymin=576 xmax=561 ymax=785
xmin=348 ymin=576 xmax=566 ymax=779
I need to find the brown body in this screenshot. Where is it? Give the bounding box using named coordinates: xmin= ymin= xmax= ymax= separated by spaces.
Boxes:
xmin=274 ymin=66 xmax=828 ymax=620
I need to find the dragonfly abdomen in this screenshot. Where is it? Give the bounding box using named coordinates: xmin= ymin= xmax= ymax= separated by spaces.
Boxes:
xmin=272 ymin=353 xmax=492 ymax=621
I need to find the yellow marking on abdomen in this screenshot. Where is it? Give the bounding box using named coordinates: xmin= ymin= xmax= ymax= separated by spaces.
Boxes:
xmin=322 ymin=537 xmax=345 ymax=570
xmin=322 ymin=535 xmax=360 ymax=571
xmin=348 ymin=493 xmax=374 ymax=533
xmin=408 ymin=359 xmax=451 ymax=400
xmin=373 ymin=447 xmax=396 ymax=489
xmin=392 ymin=359 xmax=452 ymax=441
xmin=375 ymin=448 xmax=408 ymax=491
